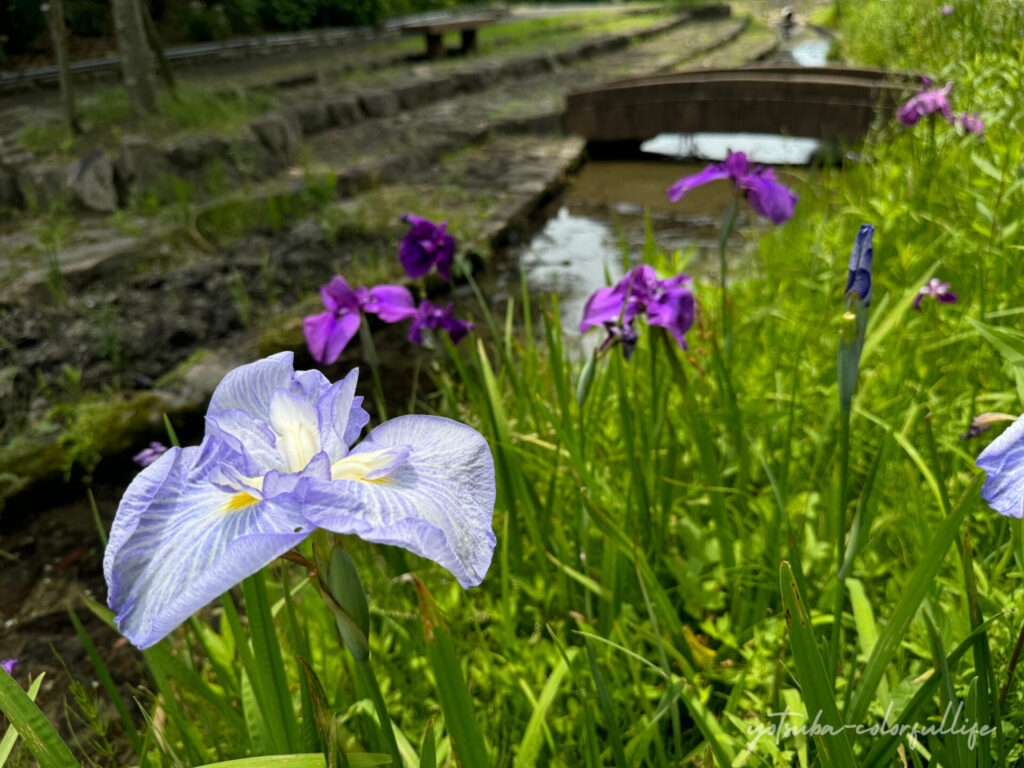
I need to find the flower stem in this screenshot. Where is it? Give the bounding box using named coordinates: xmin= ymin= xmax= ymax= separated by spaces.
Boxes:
xmin=358 ymin=318 xmax=388 ymax=421
xmin=354 ymin=657 xmax=403 ymax=766
xmin=718 ymin=196 xmax=739 ymax=363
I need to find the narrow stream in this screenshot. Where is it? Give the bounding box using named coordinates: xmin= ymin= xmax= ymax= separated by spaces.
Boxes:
xmin=510 ymin=22 xmax=833 ymax=340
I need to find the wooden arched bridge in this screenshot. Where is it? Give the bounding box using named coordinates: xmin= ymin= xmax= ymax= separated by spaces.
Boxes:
xmin=564 ymin=66 xmax=911 ymax=146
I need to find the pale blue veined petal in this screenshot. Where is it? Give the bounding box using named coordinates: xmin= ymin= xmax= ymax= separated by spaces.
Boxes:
xmin=977 ymin=415 xmax=1024 ymax=518
xmin=207 ymin=352 xmax=329 ymax=421
xmin=301 ymin=414 xmax=496 ymax=588
xmin=104 ymin=441 xmax=311 ymax=648
xmin=316 ymin=369 xmax=369 ymax=460
xmin=206 ymin=408 xmax=283 ymax=476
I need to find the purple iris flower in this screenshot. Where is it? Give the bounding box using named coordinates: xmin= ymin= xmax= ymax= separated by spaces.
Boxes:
xmin=133 ymin=442 xmax=168 ymax=468
xmin=667 ymin=151 xmax=798 ymax=225
xmin=957 ymin=112 xmax=984 ymax=135
xmin=303 ymin=277 xmax=414 ymax=365
xmin=1 ymin=658 xmax=17 ymax=675
xmin=897 ymin=83 xmax=954 ymax=126
xmin=104 ymin=352 xmax=496 ymax=648
xmin=976 ymin=416 xmax=1024 ymax=517
xmin=598 ymin=321 xmax=639 ymax=360
xmin=406 ymin=300 xmax=474 ymax=346
xmin=913 ymin=277 xmax=958 ymax=310
xmin=941 ymin=5 xmax=953 ymax=15
xmin=580 ymin=265 xmax=695 ymax=351
xmin=845 ymin=225 xmax=874 ymax=307
xmin=399 ymin=214 xmax=456 ymax=281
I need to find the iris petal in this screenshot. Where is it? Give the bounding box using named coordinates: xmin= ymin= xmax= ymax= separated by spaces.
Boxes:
xmin=208 ymin=352 xmax=299 ymax=418
xmin=977 ymin=417 xmax=1024 ymax=519
xmin=302 ymin=415 xmax=496 ymax=588
xmin=316 ymin=369 xmax=369 ymax=460
xmin=104 ymin=442 xmax=310 ymax=648
xmin=667 ymin=164 xmax=730 ymax=202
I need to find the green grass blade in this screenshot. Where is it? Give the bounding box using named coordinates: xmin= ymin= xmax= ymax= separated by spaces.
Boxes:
xmin=242 ymin=571 xmax=301 ymax=753
xmin=195 ymin=755 xmax=388 ymax=767
xmin=583 ymin=639 xmax=628 ymax=768
xmin=419 ymin=723 xmax=436 ymax=768
xmin=0 ymin=673 xmax=45 ymax=766
xmin=413 ymin=577 xmax=490 ymax=768
xmin=845 ymin=478 xmax=980 ymax=725
xmin=514 ymin=651 xmax=575 ymax=768
xmin=779 ymin=561 xmax=856 ymax=768
xmin=67 ymin=609 xmax=144 ymax=758
xmin=861 ymin=611 xmax=1004 ymax=768
xmin=0 ymin=668 xmax=79 ymax=767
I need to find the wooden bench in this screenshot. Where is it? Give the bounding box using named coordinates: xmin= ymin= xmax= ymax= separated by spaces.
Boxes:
xmin=400 ymin=14 xmax=499 ymax=60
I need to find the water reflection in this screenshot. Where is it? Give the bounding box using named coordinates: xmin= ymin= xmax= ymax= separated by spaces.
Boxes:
xmin=641 ymin=132 xmax=821 ymax=165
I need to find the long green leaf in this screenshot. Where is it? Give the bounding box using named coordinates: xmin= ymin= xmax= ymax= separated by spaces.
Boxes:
xmin=779 ymin=561 xmax=857 ymax=768
xmin=242 ymin=571 xmax=301 ymax=753
xmin=514 ymin=651 xmax=575 ymax=767
xmin=413 ymin=577 xmax=490 ymax=767
xmin=845 ymin=478 xmax=979 ymax=725
xmin=0 ymin=669 xmax=78 ymax=767
xmin=0 ymin=673 xmax=45 ymax=766
xmin=195 ymin=754 xmax=390 ymax=767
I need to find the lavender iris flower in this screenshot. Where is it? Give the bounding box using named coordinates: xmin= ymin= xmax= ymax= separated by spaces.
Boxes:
xmin=104 ymin=352 xmax=496 ymax=648
xmin=897 ymin=83 xmax=954 ymax=126
xmin=133 ymin=442 xmax=168 ymax=468
xmin=399 ymin=214 xmax=456 ymax=281
xmin=667 ymin=151 xmax=798 ymax=225
xmin=941 ymin=5 xmax=953 ymax=15
xmin=976 ymin=417 xmax=1024 ymax=517
xmin=913 ymin=277 xmax=958 ymax=310
xmin=304 ymin=277 xmax=414 ymax=365
xmin=580 ymin=265 xmax=695 ymax=350
xmin=845 ymin=225 xmax=874 ymax=307
xmin=1 ymin=658 xmax=17 ymax=675
xmin=957 ymin=112 xmax=984 ymax=135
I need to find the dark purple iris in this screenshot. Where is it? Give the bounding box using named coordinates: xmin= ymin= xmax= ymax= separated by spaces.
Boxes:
xmin=580 ymin=265 xmax=695 ymax=352
xmin=407 ymin=300 xmax=473 ymax=346
xmin=133 ymin=442 xmax=168 ymax=468
xmin=399 ymin=214 xmax=456 ymax=281
xmin=667 ymin=150 xmax=798 ymax=225
xmin=897 ymin=83 xmax=954 ymax=126
xmin=598 ymin=321 xmax=639 ymax=360
xmin=845 ymin=225 xmax=874 ymax=307
xmin=913 ymin=277 xmax=957 ymax=310
xmin=1 ymin=658 xmax=18 ymax=675
xmin=304 ymin=277 xmax=415 ymax=364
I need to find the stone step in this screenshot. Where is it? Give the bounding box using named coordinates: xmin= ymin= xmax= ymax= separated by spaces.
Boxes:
xmin=0 ymin=8 xmax=729 ymax=218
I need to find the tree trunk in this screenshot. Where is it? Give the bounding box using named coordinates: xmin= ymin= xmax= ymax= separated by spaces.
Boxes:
xmin=141 ymin=2 xmax=175 ymax=92
xmin=42 ymin=0 xmax=80 ymax=133
xmin=111 ymin=0 xmax=157 ymax=115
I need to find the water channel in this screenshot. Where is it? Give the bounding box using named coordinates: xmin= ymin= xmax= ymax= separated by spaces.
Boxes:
xmin=511 ymin=22 xmax=832 ymax=341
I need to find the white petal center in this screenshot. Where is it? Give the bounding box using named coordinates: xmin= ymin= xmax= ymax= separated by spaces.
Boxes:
xmin=331 ymin=448 xmax=403 ymax=482
xmin=269 ymin=389 xmax=322 ymax=473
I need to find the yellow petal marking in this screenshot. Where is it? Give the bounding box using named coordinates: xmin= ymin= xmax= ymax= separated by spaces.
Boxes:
xmin=222 ymin=491 xmax=259 ymax=514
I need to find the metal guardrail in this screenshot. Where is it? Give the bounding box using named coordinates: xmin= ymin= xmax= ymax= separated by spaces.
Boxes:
xmin=0 ymin=4 xmax=509 ymax=89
